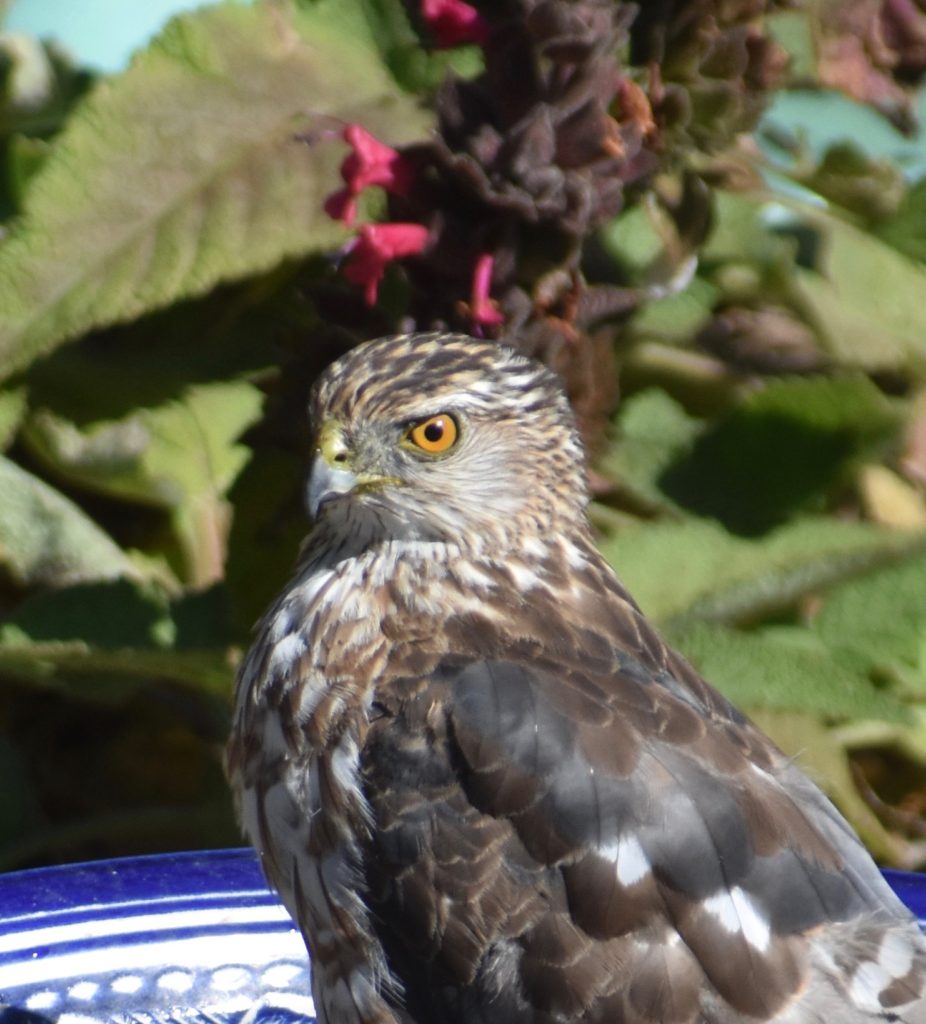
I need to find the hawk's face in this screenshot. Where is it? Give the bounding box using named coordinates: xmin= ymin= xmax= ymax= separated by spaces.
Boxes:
xmin=306 ymin=333 xmax=587 ymax=545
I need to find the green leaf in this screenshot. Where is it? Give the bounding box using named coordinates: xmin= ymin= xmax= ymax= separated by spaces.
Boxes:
xmin=298 ymin=0 xmax=483 ymax=93
xmin=0 ymin=578 xmax=175 ymax=650
xmin=0 ymin=35 xmax=95 ymax=221
xmin=667 ymin=621 xmax=907 ymax=722
xmin=814 ymin=550 xmax=926 ymax=693
xmin=22 ymin=263 xmax=305 ymax=423
xmin=791 ymin=209 xmax=926 ymax=374
xmin=793 ymin=142 xmax=904 ymax=224
xmin=0 ymin=1 xmax=432 ymax=380
xmin=0 ymin=384 xmax=25 ymax=449
xmin=23 ymin=380 xmax=264 ymax=584
xmin=658 ymin=375 xmax=901 ymax=533
xmin=3 ymin=134 xmax=50 ymax=212
xmin=0 ymin=579 xmax=233 ymax=697
xmin=600 ymin=516 xmax=926 ymax=626
xmin=702 ymin=191 xmax=797 ymax=267
xmin=599 ymin=203 xmax=665 ymax=275
xmin=627 ymin=276 xmax=718 ymax=343
xmin=877 ymin=177 xmax=926 ymax=264
xmin=225 ymin=447 xmax=307 ymax=636
xmin=600 ymin=389 xmax=701 ymax=510
xmin=761 ymin=89 xmax=926 ymax=169
xmin=0 ymin=641 xmax=232 ymax=698
xmin=24 ymin=379 xmax=264 ymax=506
xmin=0 ymin=454 xmax=137 ymax=586
xmin=766 ymin=11 xmax=816 ymax=80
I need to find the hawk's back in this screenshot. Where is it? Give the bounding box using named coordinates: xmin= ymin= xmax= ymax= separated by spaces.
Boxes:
xmin=230 ymin=531 xmax=926 ymax=1024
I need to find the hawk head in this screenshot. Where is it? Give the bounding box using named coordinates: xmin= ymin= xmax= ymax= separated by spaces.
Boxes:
xmin=306 ymin=333 xmax=587 ymax=544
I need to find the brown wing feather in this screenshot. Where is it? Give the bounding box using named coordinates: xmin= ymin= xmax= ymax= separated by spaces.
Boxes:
xmin=355 ymin=549 xmax=926 ymax=1023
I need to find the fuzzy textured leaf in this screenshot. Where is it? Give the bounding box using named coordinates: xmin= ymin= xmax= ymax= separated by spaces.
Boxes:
xmin=0 ymin=387 xmax=26 ymax=450
xmin=0 ymin=1 xmax=431 ymax=380
xmin=601 ymin=516 xmax=926 ymax=627
xmin=658 ymin=375 xmax=901 ymax=533
xmin=814 ymin=550 xmax=926 ymax=693
xmin=877 ymin=177 xmax=926 ymax=264
xmin=793 ymin=210 xmax=926 ymax=373
xmin=0 ymin=456 xmax=137 ymax=586
xmin=601 ymin=388 xmax=701 ymax=511
xmin=26 ymin=381 xmax=264 ymax=509
xmin=23 ymin=380 xmax=265 ymax=585
xmin=668 ymin=621 xmax=908 ymax=722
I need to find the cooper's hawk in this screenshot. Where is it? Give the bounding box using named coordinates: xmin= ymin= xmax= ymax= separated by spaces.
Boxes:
xmin=227 ymin=332 xmax=926 ymax=1024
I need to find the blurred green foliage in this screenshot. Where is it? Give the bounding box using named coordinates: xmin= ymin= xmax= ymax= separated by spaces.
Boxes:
xmin=1 ymin=0 xmax=926 ymax=871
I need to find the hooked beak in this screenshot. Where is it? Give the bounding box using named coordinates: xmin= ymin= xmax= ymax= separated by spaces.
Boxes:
xmin=306 ymin=418 xmax=402 ymax=520
xmin=306 ymin=454 xmax=357 ymax=520
xmin=307 ymin=419 xmax=356 ymax=519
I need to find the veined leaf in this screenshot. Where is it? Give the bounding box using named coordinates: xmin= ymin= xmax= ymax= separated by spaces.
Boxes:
xmin=791 ymin=209 xmax=926 ymax=374
xmin=0 ymin=455 xmax=137 ymax=586
xmin=26 ymin=382 xmax=264 ymax=509
xmin=600 ymin=516 xmax=926 ymax=626
xmin=667 ymin=621 xmax=908 ymax=723
xmin=0 ymin=387 xmax=26 ymax=450
xmin=877 ymin=177 xmax=926 ymax=264
xmin=658 ymin=375 xmax=901 ymax=534
xmin=0 ymin=579 xmax=233 ymax=697
xmin=0 ymin=1 xmax=431 ymax=379
xmin=813 ymin=550 xmax=926 ymax=694
xmin=600 ymin=388 xmax=702 ymax=511
xmin=23 ymin=380 xmax=265 ymax=585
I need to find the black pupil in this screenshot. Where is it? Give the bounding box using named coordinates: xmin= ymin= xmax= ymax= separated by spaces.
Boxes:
xmin=423 ymin=420 xmax=444 ymax=443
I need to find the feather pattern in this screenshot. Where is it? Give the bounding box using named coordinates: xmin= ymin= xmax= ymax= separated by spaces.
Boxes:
xmin=227 ymin=333 xmax=926 ymax=1024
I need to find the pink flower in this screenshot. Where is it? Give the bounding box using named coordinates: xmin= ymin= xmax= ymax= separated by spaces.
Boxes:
xmin=469 ymin=253 xmax=504 ymax=326
xmin=421 ymin=0 xmax=489 ymax=48
xmin=324 ymin=124 xmax=414 ymax=227
xmin=343 ymin=223 xmax=430 ymax=306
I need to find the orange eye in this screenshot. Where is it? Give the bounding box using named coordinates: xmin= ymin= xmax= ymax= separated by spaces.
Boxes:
xmin=406 ymin=414 xmax=459 ymax=454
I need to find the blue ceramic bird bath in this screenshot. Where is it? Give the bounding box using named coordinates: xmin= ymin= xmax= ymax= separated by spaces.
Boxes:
xmin=0 ymin=849 xmax=924 ymax=1023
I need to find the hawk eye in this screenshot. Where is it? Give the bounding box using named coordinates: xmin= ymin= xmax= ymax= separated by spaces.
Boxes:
xmin=405 ymin=414 xmax=459 ymax=454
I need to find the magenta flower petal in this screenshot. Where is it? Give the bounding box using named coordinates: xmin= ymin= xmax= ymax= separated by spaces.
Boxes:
xmin=343 ymin=223 xmax=430 ymax=306
xmin=421 ymin=0 xmax=489 ymax=48
xmin=469 ymin=253 xmax=505 ymax=326
xmin=324 ymin=124 xmax=415 ymax=225
xmin=341 ymin=125 xmax=412 ymax=194
xmin=323 ymin=188 xmax=358 ymax=226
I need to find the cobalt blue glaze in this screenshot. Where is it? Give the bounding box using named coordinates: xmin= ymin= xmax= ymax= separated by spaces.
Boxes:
xmin=885 ymin=868 xmax=926 ymax=922
xmin=0 ymin=850 xmax=924 ymax=1023
xmin=0 ymin=849 xmax=312 ymax=1023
